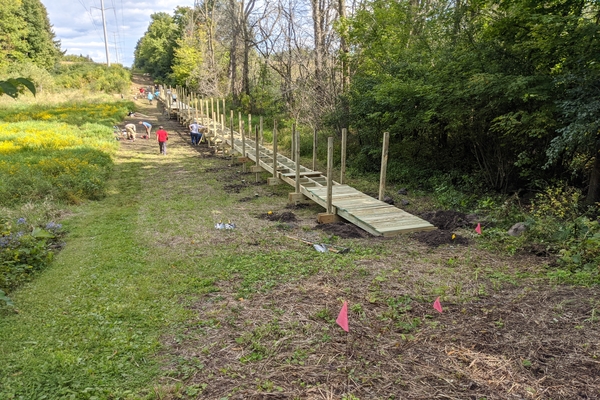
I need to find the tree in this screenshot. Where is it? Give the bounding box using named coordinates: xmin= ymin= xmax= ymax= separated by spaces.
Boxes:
xmin=18 ymin=0 xmax=62 ymax=69
xmin=134 ymin=12 xmax=179 ymax=81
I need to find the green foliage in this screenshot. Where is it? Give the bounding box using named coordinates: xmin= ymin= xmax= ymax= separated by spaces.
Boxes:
xmin=0 ymin=122 xmax=117 ymax=206
xmin=0 ymin=217 xmax=64 ymax=302
xmin=134 ymin=12 xmax=178 ymax=82
xmin=0 ymin=0 xmax=61 ymax=71
xmin=344 ymin=0 xmax=600 ymax=198
xmin=53 ymin=63 xmax=131 ymax=93
xmin=0 ymin=77 xmax=36 ymax=98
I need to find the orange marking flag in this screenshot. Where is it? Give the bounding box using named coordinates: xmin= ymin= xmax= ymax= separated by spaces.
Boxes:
xmin=433 ymin=297 xmax=443 ymax=313
xmin=336 ymin=301 xmax=349 ymax=332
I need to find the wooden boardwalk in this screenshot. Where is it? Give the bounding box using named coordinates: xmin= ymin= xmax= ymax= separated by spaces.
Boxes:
xmin=160 ymin=96 xmax=436 ymax=237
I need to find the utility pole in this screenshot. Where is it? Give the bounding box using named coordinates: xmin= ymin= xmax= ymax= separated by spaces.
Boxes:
xmin=100 ymin=0 xmax=110 ymax=66
xmin=113 ymin=32 xmax=119 ymax=64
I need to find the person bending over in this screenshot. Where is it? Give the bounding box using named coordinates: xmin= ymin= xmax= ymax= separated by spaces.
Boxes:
xmin=139 ymin=121 xmax=152 ymax=139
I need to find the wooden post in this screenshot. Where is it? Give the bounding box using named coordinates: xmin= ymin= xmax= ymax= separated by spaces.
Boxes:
xmin=295 ymin=126 xmax=300 ymax=194
xmin=312 ymin=127 xmax=317 ymax=171
xmin=291 ymin=123 xmax=296 ymax=162
xmin=241 ymin=121 xmax=246 ymax=157
xmin=241 ymin=123 xmax=247 ymax=172
xmin=211 ymin=97 xmax=214 ymax=120
xmin=166 ymin=87 xmax=171 ymax=119
xmin=216 ymin=97 xmax=220 ymax=119
xmin=259 ymin=115 xmax=265 ymax=146
xmin=200 ymin=96 xmax=203 ymax=116
xmin=340 ymin=128 xmax=347 ymax=184
xmin=194 ymin=96 xmax=198 ymax=121
xmin=379 ymin=131 xmax=390 ymax=201
xmin=317 ymin=136 xmax=339 ymax=223
xmin=248 ymin=113 xmax=252 ymax=145
xmin=230 ymin=111 xmax=235 ymax=158
xmin=268 ymin=120 xmax=280 ymax=186
xmin=222 ymin=98 xmax=225 ymax=117
xmin=252 ymin=126 xmax=261 ymax=181
xmin=221 ymin=113 xmax=225 ymax=155
xmin=238 ymin=111 xmax=242 ymax=137
xmin=230 ymin=110 xmax=234 ymax=153
xmin=187 ymin=92 xmax=191 ymax=123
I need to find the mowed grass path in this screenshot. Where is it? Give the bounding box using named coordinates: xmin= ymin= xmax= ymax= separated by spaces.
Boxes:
xmin=0 ymin=104 xmax=348 ymax=398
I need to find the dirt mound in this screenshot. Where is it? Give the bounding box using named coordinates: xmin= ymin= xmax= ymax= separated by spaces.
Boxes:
xmin=257 ymin=211 xmax=298 ymax=222
xmin=413 ymin=230 xmax=469 ymax=247
xmin=285 ymin=203 xmax=310 ymax=210
xmin=420 ymin=210 xmax=476 ymax=230
xmin=223 ymin=183 xmax=248 ymax=193
xmin=313 ymin=222 xmax=368 ymax=239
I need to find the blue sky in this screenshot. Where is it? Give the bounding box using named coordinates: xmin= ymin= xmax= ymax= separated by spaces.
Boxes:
xmin=40 ymin=0 xmax=195 ymax=67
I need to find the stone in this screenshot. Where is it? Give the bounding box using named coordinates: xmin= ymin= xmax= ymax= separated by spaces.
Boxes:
xmin=508 ymin=222 xmax=527 ymax=237
xmin=397 ymin=188 xmax=408 ymax=195
xmin=383 ymin=196 xmax=395 ymax=205
xmin=401 ymin=199 xmax=410 ymax=206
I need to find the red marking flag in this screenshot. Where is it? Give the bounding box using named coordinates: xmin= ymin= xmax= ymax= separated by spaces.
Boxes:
xmin=336 ymin=301 xmax=349 ymax=332
xmin=475 ymin=223 xmax=482 ymax=235
xmin=433 ymin=297 xmax=443 ymax=313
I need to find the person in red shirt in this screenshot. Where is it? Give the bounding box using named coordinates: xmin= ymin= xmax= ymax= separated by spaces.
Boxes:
xmin=156 ymin=126 xmax=168 ymax=155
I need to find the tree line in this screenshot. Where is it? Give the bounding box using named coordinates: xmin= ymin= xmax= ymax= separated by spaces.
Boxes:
xmin=0 ymin=0 xmax=130 ymax=94
xmin=140 ymin=1 xmax=600 ymax=204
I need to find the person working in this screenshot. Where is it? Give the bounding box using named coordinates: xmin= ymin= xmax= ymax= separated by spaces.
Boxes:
xmin=125 ymin=123 xmax=136 ymax=141
xmin=156 ymin=126 xmax=169 ymax=155
xmin=189 ymin=119 xmax=203 ymax=146
xmin=139 ymin=121 xmax=152 ymax=138
xmin=147 ymin=92 xmax=154 ymax=105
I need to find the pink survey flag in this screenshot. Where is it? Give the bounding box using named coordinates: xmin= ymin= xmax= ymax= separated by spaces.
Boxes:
xmin=336 ymin=301 xmax=349 ymax=332
xmin=433 ymin=297 xmax=443 ymax=313
xmin=475 ymin=223 xmax=482 ymax=235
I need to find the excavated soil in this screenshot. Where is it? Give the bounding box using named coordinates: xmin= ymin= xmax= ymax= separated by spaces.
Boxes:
xmin=256 ymin=211 xmax=298 ymax=222
xmin=313 ymin=222 xmax=369 ymax=239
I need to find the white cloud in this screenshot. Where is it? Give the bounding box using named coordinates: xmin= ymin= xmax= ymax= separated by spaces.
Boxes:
xmin=40 ymin=0 xmax=195 ymax=67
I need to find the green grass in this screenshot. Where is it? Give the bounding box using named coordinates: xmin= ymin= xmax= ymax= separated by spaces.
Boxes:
xmin=0 ymin=120 xmax=357 ymax=398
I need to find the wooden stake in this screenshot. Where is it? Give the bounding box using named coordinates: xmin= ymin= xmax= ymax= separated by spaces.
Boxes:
xmin=379 ymin=131 xmax=390 ymax=201
xmin=260 ymin=116 xmax=264 ymax=145
xmin=248 ymin=113 xmax=252 ymax=144
xmin=216 ymin=97 xmax=220 ymax=118
xmin=273 ymin=120 xmax=278 ymax=178
xmin=241 ymin=123 xmax=246 ymax=172
xmin=327 ymin=136 xmax=334 ymax=214
xmin=230 ymin=111 xmax=235 ymax=158
xmin=295 ymin=124 xmax=301 ymax=194
xmin=340 ymin=128 xmax=347 ymax=184
xmin=254 ymin=126 xmax=260 ymax=182
xmin=269 ymin=120 xmax=280 ymax=186
xmin=211 ymin=97 xmax=214 ymax=119
xmin=291 ymin=123 xmax=296 ymax=162
xmin=312 ymin=127 xmax=317 ymax=171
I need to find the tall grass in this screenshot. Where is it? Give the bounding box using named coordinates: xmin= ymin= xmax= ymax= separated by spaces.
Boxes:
xmin=0 ymin=121 xmax=117 ymax=206
xmin=0 ymin=101 xmax=133 ymax=127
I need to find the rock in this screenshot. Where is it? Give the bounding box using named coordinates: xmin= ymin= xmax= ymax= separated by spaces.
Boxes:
xmin=383 ymin=196 xmax=395 ymax=205
xmin=397 ymin=188 xmax=408 ymax=195
xmin=401 ymin=199 xmax=410 ymax=206
xmin=508 ymin=222 xmax=527 ymax=237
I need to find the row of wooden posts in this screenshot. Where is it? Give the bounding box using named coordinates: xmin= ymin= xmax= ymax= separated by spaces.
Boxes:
xmin=157 ymin=85 xmax=391 ymax=215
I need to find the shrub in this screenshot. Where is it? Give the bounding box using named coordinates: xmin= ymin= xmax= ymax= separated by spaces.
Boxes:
xmin=0 ymin=217 xmax=65 ymax=306
xmin=0 ymin=121 xmax=117 ymax=205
